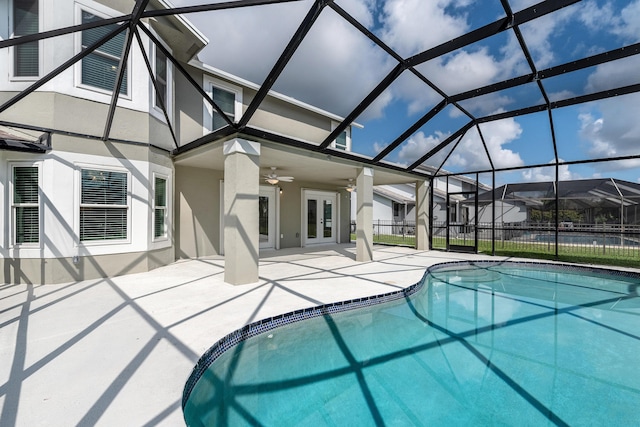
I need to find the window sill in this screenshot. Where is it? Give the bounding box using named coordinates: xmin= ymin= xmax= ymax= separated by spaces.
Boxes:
xmin=9 ymin=76 xmax=40 ymax=82
xmin=76 ymin=83 xmax=132 ymax=101
xmin=78 ymin=239 xmax=131 ymax=248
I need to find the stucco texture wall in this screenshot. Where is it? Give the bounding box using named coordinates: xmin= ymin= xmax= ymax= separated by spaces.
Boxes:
xmin=175 ymin=165 xmax=222 ymax=258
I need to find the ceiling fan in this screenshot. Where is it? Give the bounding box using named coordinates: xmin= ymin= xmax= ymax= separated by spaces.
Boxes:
xmin=345 ymin=178 xmax=356 ymax=192
xmin=263 ymin=167 xmax=294 ymax=185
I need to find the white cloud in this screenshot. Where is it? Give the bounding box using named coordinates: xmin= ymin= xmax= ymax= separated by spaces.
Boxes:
xmin=498 ymin=32 xmax=532 ymax=77
xmin=519 ymin=7 xmax=576 ymax=69
xmin=360 ymin=88 xmax=394 ymax=121
xmin=453 ymin=120 xmax=524 ymax=170
xmin=579 ymin=113 xmax=613 ymax=157
xmin=612 ymin=0 xmax=640 ymax=40
xmin=573 ymin=5 xmax=640 ymax=176
xmin=397 ymin=117 xmax=524 ymax=171
xmin=452 ymin=92 xmax=514 ymax=118
xmin=385 ymin=72 xmax=443 ymax=118
xmin=373 ymin=141 xmax=388 ymax=154
xmin=574 ymin=3 xmax=640 ymax=175
xmin=173 ymin=0 xmax=567 ymax=126
xmin=577 ymin=1 xmax=617 ymax=31
xmin=334 ymin=0 xmax=376 ymax=28
xmin=414 ymin=34 xmax=530 ymax=117
xmin=521 ymin=161 xmax=577 ymax=182
xmin=578 ymin=92 xmax=640 ymax=164
xmin=378 ymin=0 xmax=469 ymax=57
xmin=421 ymin=48 xmax=502 ymax=95
xmin=509 ymin=0 xmax=539 ymax=11
xmin=397 ymin=130 xmax=450 ymax=167
xmin=270 ymin=10 xmax=396 ymax=116
xmin=585 ymin=55 xmax=640 ymax=93
xmin=174 ymin=0 xmax=393 ymax=117
xmin=173 ymin=0 xmax=311 ymax=83
xmin=547 ymin=90 xmax=577 ymax=103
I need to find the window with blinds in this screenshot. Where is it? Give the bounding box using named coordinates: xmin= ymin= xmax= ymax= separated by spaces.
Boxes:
xmin=81 ymin=11 xmax=127 ymax=95
xmin=154 ymin=176 xmax=167 ymax=239
xmin=13 ymin=0 xmax=39 ymax=77
xmin=13 ymin=166 xmax=39 ymax=245
xmin=154 ymin=48 xmax=167 ymax=109
xmin=80 ymin=169 xmax=128 ymax=241
xmin=212 ymin=86 xmax=235 ymax=130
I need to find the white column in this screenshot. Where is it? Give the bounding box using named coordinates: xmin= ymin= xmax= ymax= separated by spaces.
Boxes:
xmin=356 ymin=167 xmax=374 ymax=262
xmin=415 ymin=179 xmax=430 ymax=250
xmin=223 ymin=138 xmax=260 ymax=285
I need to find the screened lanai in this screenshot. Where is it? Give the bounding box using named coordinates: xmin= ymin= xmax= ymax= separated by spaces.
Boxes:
xmin=440 ymin=178 xmax=640 ymax=259
xmin=2 ymin=0 xmax=640 ymax=262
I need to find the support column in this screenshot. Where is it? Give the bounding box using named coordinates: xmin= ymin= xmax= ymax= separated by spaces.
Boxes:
xmin=415 ymin=179 xmax=430 ymax=250
xmin=223 ymin=138 xmax=260 ymax=285
xmin=356 ymin=167 xmax=373 ymax=262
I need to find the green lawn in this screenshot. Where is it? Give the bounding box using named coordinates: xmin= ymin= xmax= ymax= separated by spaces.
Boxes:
xmin=352 ymin=234 xmax=640 ymax=268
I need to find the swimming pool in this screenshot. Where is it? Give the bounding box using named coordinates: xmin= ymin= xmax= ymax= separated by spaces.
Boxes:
xmin=183 ymin=261 xmax=640 ymax=426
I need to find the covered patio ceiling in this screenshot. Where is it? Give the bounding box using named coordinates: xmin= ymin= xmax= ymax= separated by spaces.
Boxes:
xmin=174 ymin=139 xmax=421 ymax=186
xmin=2 ymin=0 xmax=639 ymax=182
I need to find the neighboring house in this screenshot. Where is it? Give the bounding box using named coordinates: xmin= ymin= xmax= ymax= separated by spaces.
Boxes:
xmin=477 ymin=178 xmax=640 ymax=225
xmin=354 ymin=183 xmax=415 ymax=223
xmin=362 ymin=176 xmax=640 ymax=234
xmin=1 ymin=0 xmax=405 ymax=285
xmin=352 ymin=170 xmax=492 ymax=226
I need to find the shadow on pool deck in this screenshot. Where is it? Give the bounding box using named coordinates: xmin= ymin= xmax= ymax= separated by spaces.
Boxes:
xmin=0 ymin=245 xmax=551 ymax=426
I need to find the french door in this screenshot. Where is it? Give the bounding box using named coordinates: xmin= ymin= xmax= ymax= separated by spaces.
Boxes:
xmin=303 ymin=190 xmax=337 ymax=245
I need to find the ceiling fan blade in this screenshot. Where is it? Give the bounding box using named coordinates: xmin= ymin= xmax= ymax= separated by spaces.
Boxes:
xmin=278 ymin=176 xmax=294 ymax=182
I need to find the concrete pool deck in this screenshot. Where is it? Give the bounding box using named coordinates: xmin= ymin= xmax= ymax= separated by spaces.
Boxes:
xmin=1 ymin=245 xmax=631 ymax=426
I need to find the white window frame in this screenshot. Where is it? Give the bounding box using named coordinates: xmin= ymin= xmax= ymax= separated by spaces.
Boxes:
xmin=150 ymin=36 xmax=173 ymax=122
xmin=76 ymin=164 xmax=131 ymax=246
xmin=330 ymin=121 xmax=351 ymax=151
xmin=202 ymin=75 xmax=243 ymax=134
xmin=9 ymin=162 xmax=41 ymax=247
xmin=152 ymin=172 xmax=169 ymax=242
xmin=74 ymin=3 xmax=132 ymax=99
xmin=9 ymin=0 xmax=42 ymax=80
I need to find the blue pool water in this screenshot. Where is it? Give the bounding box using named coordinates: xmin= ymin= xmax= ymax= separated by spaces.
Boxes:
xmin=183 ymin=262 xmax=640 ymax=426
xmin=535 ymin=234 xmax=640 ymax=246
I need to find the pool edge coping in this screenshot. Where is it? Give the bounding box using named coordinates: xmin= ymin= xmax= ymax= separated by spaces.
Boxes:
xmin=181 ymin=259 xmax=640 ymax=411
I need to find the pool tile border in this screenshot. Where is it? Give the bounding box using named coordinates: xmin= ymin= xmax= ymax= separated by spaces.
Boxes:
xmin=182 ymin=260 xmax=640 ymax=409
xmin=181 ymin=278 xmax=424 ymax=408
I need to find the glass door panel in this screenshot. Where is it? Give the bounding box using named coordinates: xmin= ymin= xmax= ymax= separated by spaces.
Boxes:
xmin=323 ymin=200 xmax=332 ymax=238
xmin=304 ymin=191 xmax=337 ymax=245
xmin=307 ymin=199 xmax=317 ymax=239
xmin=259 ymin=196 xmax=269 ymax=245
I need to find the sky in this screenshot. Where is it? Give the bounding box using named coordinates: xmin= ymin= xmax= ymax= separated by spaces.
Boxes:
xmin=172 ymin=0 xmax=640 ymax=186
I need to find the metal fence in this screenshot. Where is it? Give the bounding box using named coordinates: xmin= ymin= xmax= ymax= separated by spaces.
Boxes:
xmin=351 ymin=219 xmax=640 ymax=260
xmin=432 ymin=221 xmax=640 ymax=258
xmin=350 ymin=220 xmax=417 ymax=246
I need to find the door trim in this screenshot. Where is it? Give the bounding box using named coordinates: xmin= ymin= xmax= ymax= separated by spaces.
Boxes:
xmin=302 ymin=189 xmax=339 ymax=247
